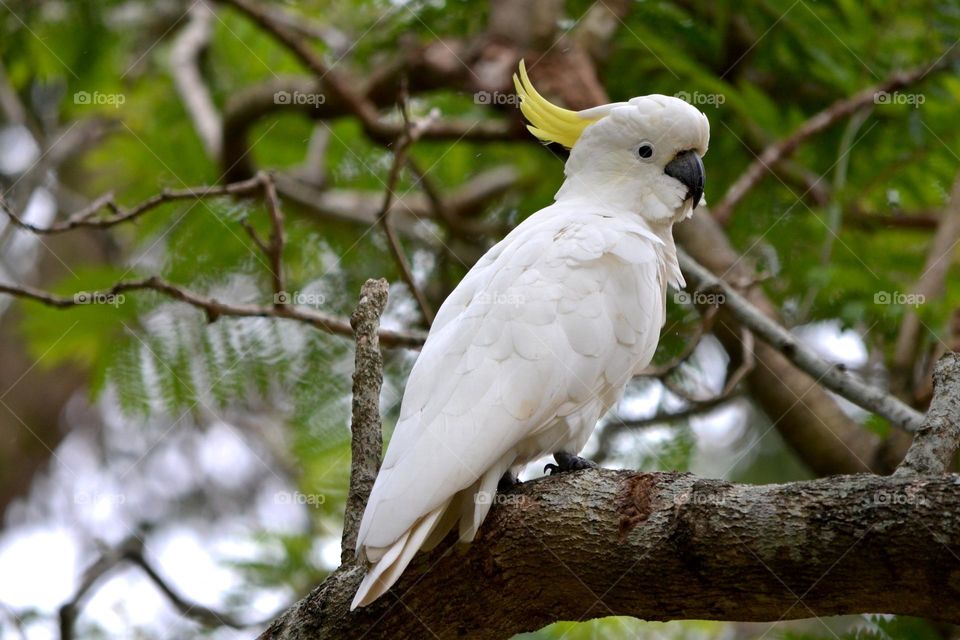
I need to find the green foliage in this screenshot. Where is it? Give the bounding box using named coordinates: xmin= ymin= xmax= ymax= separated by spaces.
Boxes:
xmin=520 ymin=618 xmax=730 ymax=640
xmin=779 ymin=615 xmax=944 ymax=640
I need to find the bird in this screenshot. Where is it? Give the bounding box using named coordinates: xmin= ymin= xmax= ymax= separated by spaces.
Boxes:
xmin=351 ymin=60 xmax=709 ymax=609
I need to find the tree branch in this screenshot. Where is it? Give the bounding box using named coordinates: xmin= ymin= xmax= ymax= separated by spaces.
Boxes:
xmin=257 ymin=277 xmax=960 ymax=640
xmin=637 ymin=305 xmax=718 ymax=378
xmin=675 ymin=212 xmax=885 ymax=474
xmin=896 ymin=352 xmax=960 ymax=476
xmin=596 ymin=393 xmax=741 ymax=461
xmin=261 ymin=173 xmax=287 ymax=301
xmin=712 ymin=52 xmax=960 ymax=225
xmin=0 ymin=276 xmax=424 ymax=349
xmin=678 ymin=248 xmax=924 ymax=431
xmin=342 ymin=279 xmax=388 ymax=563
xmin=891 ymin=176 xmax=960 ymax=398
xmin=275 ymin=168 xmax=516 ymax=238
xmin=169 ymin=0 xmax=221 ymax=159
xmin=375 ymin=98 xmax=436 ymax=326
xmin=216 ymin=0 xmax=513 ymax=146
xmin=0 ymin=176 xmax=265 ymax=234
xmin=0 ymin=171 xmax=428 ymax=346
xmin=259 ymin=470 xmax=960 ymax=639
xmin=60 ymin=535 xmax=251 ymax=639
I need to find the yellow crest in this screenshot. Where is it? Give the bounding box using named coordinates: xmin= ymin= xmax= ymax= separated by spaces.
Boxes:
xmin=513 ymin=60 xmax=597 ymax=149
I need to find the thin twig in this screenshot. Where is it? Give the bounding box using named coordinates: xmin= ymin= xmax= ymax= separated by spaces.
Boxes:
xmin=375 ymin=93 xmax=436 ymax=325
xmin=0 ymin=276 xmax=425 ymax=349
xmin=637 ymin=306 xmax=718 ymax=378
xmin=0 ymin=176 xmax=265 ymax=234
xmin=797 ymin=106 xmax=872 ymax=322
xmin=170 ymin=0 xmax=222 ymax=159
xmin=59 ymin=535 xmax=258 ymax=639
xmin=721 ymin=327 xmax=755 ymax=397
xmin=342 ymin=279 xmax=388 ymax=563
xmin=261 ymin=172 xmax=287 ymax=301
xmin=678 ymin=249 xmax=924 ymax=431
xmin=712 ymin=52 xmax=960 ymax=224
xmin=404 ymin=157 xmax=509 ymax=238
xmin=596 ymin=393 xmax=742 ymax=462
xmin=217 ymin=0 xmax=509 ymax=143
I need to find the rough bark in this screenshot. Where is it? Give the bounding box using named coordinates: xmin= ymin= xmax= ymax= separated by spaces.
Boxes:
xmin=897 ymin=353 xmax=960 ymax=476
xmin=341 ymin=279 xmax=388 ymax=563
xmin=259 ymin=470 xmax=960 ymax=639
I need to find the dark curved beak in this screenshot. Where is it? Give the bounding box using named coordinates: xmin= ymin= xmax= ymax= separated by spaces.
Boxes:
xmin=664 ymin=150 xmax=705 ymax=209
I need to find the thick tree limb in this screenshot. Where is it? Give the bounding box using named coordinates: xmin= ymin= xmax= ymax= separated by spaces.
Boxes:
xmin=259 ymin=470 xmax=960 ymax=639
xmin=897 ymin=352 xmax=960 ymax=476
xmin=678 ymin=248 xmax=924 ymax=431
xmin=342 ymin=279 xmax=388 ymax=563
xmin=712 ymin=52 xmax=960 ymax=224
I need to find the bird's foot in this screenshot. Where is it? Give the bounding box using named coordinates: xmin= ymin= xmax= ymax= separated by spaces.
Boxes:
xmin=544 ymin=451 xmax=598 ymax=475
xmin=497 ymin=471 xmax=522 ymax=492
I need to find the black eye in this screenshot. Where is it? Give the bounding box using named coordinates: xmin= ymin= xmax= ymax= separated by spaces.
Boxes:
xmin=637 ymin=142 xmax=655 ymax=160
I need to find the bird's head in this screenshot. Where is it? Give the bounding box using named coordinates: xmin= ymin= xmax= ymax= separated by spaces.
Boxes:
xmin=513 ymin=61 xmax=709 ymax=224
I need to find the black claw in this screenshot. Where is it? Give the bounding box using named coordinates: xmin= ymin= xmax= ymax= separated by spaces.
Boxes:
xmin=498 ymin=471 xmax=522 ymax=492
xmin=547 ymin=452 xmax=599 ymax=475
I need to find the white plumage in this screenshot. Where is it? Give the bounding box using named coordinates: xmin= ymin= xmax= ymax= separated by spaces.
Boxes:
xmin=352 ymin=64 xmax=709 ymax=609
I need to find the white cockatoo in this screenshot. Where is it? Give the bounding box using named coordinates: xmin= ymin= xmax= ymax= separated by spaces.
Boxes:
xmin=351 ymin=61 xmax=709 ymax=609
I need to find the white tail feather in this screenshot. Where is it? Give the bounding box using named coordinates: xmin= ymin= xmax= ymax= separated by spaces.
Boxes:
xmin=352 ymin=454 xmax=516 ymax=608
xmin=351 ymin=504 xmax=445 ymax=609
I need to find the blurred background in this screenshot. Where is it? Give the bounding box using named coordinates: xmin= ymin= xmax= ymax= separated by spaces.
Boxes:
xmin=0 ymin=0 xmax=959 ymax=638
